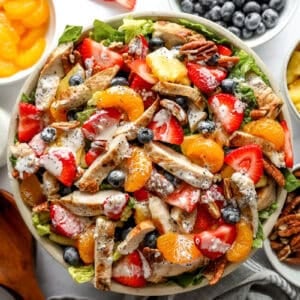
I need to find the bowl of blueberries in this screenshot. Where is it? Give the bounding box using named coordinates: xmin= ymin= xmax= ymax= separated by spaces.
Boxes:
xmin=169 ymin=0 xmax=298 ymax=48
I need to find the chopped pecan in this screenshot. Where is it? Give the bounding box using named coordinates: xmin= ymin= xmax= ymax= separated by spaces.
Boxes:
xmin=281 ymin=196 xmax=300 ymax=216
xmin=180 ymin=40 xmax=217 ymax=62
xmin=51 ymin=120 xmax=80 ymax=131
xmin=284 ymin=257 xmax=300 ymax=264
xmin=207 ymin=201 xmax=221 ymax=219
xmin=32 ymin=201 xmax=49 ymax=213
xmin=263 ymin=159 xmax=285 ymax=187
xmin=291 ymin=234 xmax=300 ymax=250
xmin=217 ymin=55 xmax=240 ymax=68
xmin=277 ymin=244 xmax=291 ymax=261
xmin=270 ymin=241 xmax=285 ymax=251
xmin=223 ymin=178 xmax=232 ymax=200
xmin=203 ymin=256 xmax=227 ymax=285
xmin=275 ymin=214 xmax=300 ymax=228
xmin=250 ymin=109 xmax=268 ymax=120
xmin=61 ymin=50 xmax=82 ymax=74
xmin=278 ymin=225 xmax=300 ymax=237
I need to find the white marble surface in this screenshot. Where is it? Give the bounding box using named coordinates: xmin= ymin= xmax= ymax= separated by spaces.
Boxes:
xmin=1 ymin=0 xmax=300 ymax=298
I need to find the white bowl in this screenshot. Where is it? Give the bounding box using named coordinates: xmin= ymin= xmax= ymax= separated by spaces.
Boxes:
xmin=168 ymin=0 xmax=299 ymax=48
xmin=7 ymin=11 xmax=290 ymax=296
xmin=0 ymin=0 xmax=56 ymax=86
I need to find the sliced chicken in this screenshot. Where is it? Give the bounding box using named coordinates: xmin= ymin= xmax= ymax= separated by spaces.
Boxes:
xmin=145 ymin=142 xmax=213 ymax=189
xmin=257 ymin=177 xmax=277 ymax=211
xmin=76 ymin=134 xmax=130 ymax=193
xmin=42 ymin=171 xmax=60 ymax=200
xmin=229 ymin=131 xmax=285 ymax=168
xmin=113 ymin=100 xmax=159 ymax=140
xmin=171 ymin=206 xmax=197 ymax=233
xmin=160 ymin=99 xmax=187 ymax=125
xmin=152 ymin=81 xmax=205 ymax=108
xmin=94 ymin=217 xmax=116 ymax=291
xmin=146 ymin=169 xmax=174 ymax=197
xmin=188 ymin=101 xmax=207 ymax=132
xmin=10 ymin=143 xmax=34 ymax=158
xmin=148 ymin=195 xmax=176 ymax=234
xmin=54 ymin=190 xmax=125 ymax=216
xmin=142 ymin=247 xmax=208 ymax=283
xmin=117 ymin=220 xmax=156 ymax=255
xmin=246 ymin=73 xmax=283 ymax=119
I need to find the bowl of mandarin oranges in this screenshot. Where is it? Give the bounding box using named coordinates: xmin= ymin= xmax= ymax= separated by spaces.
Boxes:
xmin=7 ymin=11 xmax=294 ymax=296
xmin=0 ymin=0 xmax=55 ymax=84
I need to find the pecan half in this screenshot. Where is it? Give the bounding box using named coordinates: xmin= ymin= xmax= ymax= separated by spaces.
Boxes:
xmin=204 ymin=256 xmax=227 ymax=285
xmin=180 ymin=40 xmax=217 ymax=62
xmin=277 ymin=244 xmax=291 ymax=261
xmin=263 ymin=159 xmax=285 ymax=187
xmin=281 ymin=196 xmax=300 ymax=216
xmin=250 ymin=109 xmax=268 ymax=120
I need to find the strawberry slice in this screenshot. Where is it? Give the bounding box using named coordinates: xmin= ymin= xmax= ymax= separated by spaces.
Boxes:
xmin=18 ymin=102 xmax=42 ymax=142
xmin=114 ymin=0 xmax=136 ymax=9
xmin=224 ymin=144 xmax=263 ymax=184
xmin=194 ymin=203 xmax=218 ymax=233
xmin=78 ymin=38 xmax=123 ymax=72
xmin=165 ymin=182 xmax=200 ymax=213
xmin=217 ymin=44 xmax=232 ymax=56
xmin=103 ymin=193 xmax=129 ymax=220
xmin=194 ymin=223 xmax=237 ymax=260
xmin=82 ymin=108 xmax=122 ymax=140
xmin=208 ymin=93 xmax=244 ymax=133
xmin=148 ymin=109 xmax=184 ymax=145
xmin=85 ymin=147 xmax=103 ymax=166
xmin=50 ymin=204 xmax=86 ymax=238
xmin=40 ymin=148 xmax=77 ymax=187
xmin=133 ymin=187 xmax=150 ymax=202
xmin=29 ymin=133 xmax=46 ymax=157
xmin=280 ymin=120 xmax=294 ymax=168
xmin=112 ymin=250 xmax=146 ymax=287
xmin=130 ymin=74 xmax=158 ymax=108
xmin=128 ymin=59 xmax=158 ymax=84
xmin=187 ymin=62 xmax=227 ymax=94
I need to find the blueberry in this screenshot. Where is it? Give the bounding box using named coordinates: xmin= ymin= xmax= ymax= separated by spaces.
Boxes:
xmin=174 ymin=96 xmax=188 ymax=110
xmin=255 ymin=22 xmax=266 ymax=35
xmin=227 ymin=26 xmax=241 ymax=37
xmin=149 ymin=37 xmax=165 ymax=50
xmin=243 ymin=1 xmax=261 ymax=14
xmin=209 ymin=5 xmax=222 ymax=21
xmin=206 ymin=53 xmax=220 ymax=66
xmin=41 ymin=126 xmax=57 ymax=143
xmin=221 ymin=2 xmax=236 ymax=22
xmin=197 ymin=120 xmax=216 ymax=134
xmin=137 ymin=127 xmax=154 ymax=144
xmin=111 ymin=76 xmax=129 ymax=87
xmin=143 ymin=231 xmax=159 ymax=248
xmin=220 ymin=78 xmax=236 ymax=93
xmin=200 ymin=0 xmax=216 ymax=7
xmin=68 ymin=74 xmax=84 ymax=86
xmin=217 ymin=0 xmax=227 ymax=5
xmin=221 ymin=205 xmax=241 ymax=224
xmin=107 ymin=170 xmax=125 ymax=188
xmin=194 ymin=3 xmax=205 ymax=14
xmin=244 ymin=12 xmax=261 ymax=30
xmin=63 ymin=247 xmax=81 ymax=266
xmin=262 ymin=8 xmax=279 ymax=28
xmin=232 ymin=0 xmax=245 ymax=7
xmin=180 ymin=0 xmax=194 ymax=13
xmin=269 ymin=0 xmax=285 ymax=12
xmin=232 ymin=11 xmax=245 ymax=28
xmin=261 ymin=4 xmax=269 ymax=11
xmin=215 ymin=20 xmax=227 ymax=28
xmin=242 ymin=28 xmax=254 ymax=39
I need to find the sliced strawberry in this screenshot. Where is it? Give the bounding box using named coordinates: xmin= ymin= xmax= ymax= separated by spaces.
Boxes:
xmin=40 ymin=148 xmax=77 ymax=187
xmin=18 ymin=103 xmax=42 ymax=142
xmin=208 ymin=93 xmax=244 ymax=133
xmin=50 ymin=204 xmax=85 ymax=238
xmin=280 ymin=120 xmax=294 ymax=168
xmin=187 ymin=63 xmax=227 ymax=94
xmin=29 ymin=133 xmax=46 ymax=157
xmin=194 ymin=223 xmax=237 ymax=260
xmin=194 ymin=203 xmax=217 ymax=233
xmin=112 ymin=250 xmax=146 ymax=287
xmin=82 ymin=108 xmax=122 ymax=140
xmin=133 ymin=187 xmax=150 ymax=202
xmin=103 ymin=193 xmax=129 ymax=220
xmin=148 ymin=109 xmax=184 ymax=145
xmin=115 ymin=0 xmax=136 ymax=9
xmin=224 ymin=144 xmax=263 ymax=184
xmin=165 ymin=182 xmax=200 ymax=213
xmin=128 ymin=59 xmax=158 ymax=84
xmin=130 ymin=74 xmax=158 ymax=108
xmin=85 ymin=147 xmax=104 ymax=166
xmin=78 ymin=38 xmax=123 ymax=72
xmin=217 ymin=44 xmax=232 ymax=56
xmin=128 ymin=35 xmax=149 ymax=60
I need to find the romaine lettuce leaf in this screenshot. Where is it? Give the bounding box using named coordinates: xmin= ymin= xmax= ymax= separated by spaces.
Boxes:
xmin=58 ymin=25 xmax=83 ymax=44
xmin=91 ymin=19 xmax=124 ymax=44
xmin=258 ymin=202 xmax=278 ymax=222
xmin=170 ymin=267 xmax=204 ymax=288
xmin=68 ymin=265 xmax=94 ymax=283
xmin=32 ymin=212 xmax=51 ymax=236
xmin=75 ymin=107 xmax=96 ymax=124
xmin=283 ymin=168 xmax=300 ymax=192
xmin=252 ymin=221 xmax=264 ymax=249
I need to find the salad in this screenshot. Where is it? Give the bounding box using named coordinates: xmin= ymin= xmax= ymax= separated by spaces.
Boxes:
xmin=9 ymin=16 xmax=294 ymax=291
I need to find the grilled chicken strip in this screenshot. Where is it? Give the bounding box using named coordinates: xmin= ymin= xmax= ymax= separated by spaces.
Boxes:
xmin=160 ymin=99 xmax=187 ymax=125
xmin=76 ymin=134 xmax=130 ymax=193
xmin=146 ymin=169 xmax=175 ymax=197
xmin=42 ymin=172 xmax=60 ymax=201
xmin=188 ymin=101 xmax=207 ymax=132
xmin=229 ymin=131 xmax=285 ymax=168
xmin=145 ymin=142 xmax=213 ymax=189
xmin=257 ymin=177 xmax=276 ymax=211
xmin=94 ymin=217 xmax=116 ymax=291
xmin=171 ymin=206 xmax=197 ymax=233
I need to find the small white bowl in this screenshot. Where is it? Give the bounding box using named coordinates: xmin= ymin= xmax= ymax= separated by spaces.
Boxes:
xmin=168 ymin=0 xmax=299 ymax=48
xmin=0 ymin=0 xmax=56 ymax=86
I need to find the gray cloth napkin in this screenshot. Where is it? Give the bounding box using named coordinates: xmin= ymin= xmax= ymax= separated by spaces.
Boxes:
xmin=46 ymin=250 xmax=300 ymax=300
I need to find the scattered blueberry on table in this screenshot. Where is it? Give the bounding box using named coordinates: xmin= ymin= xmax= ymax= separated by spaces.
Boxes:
xmin=178 ymin=0 xmax=285 ymax=39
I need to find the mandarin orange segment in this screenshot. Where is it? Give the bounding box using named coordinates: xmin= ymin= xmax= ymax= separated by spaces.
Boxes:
xmin=0 ymin=23 xmax=19 ymax=60
xmin=0 ymin=57 xmax=17 ymax=76
xmin=94 ymin=86 xmax=144 ymax=121
xmin=243 ymin=118 xmax=285 ymax=151
xmin=124 ymin=147 xmax=152 ymax=192
xmin=20 ymin=174 xmax=45 ymax=206
xmin=77 ymin=226 xmax=95 ymax=264
xmin=49 ymin=103 xmax=67 ymax=122
xmin=3 ymin=0 xmax=37 ymax=20
xmin=226 ymin=220 xmax=253 ymax=263
xmin=11 ymin=20 xmax=26 ymax=36
xmin=15 ymin=37 xmax=45 ymax=68
xmin=22 ymin=0 xmax=49 ymax=28
xmin=181 ymin=134 xmax=224 ymax=173
xmin=19 ymin=25 xmax=46 ymax=49
xmin=157 ymin=233 xmax=203 ymax=264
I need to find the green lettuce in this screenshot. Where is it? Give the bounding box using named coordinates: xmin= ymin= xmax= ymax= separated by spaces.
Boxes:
xmin=258 ymin=202 xmax=279 ymax=223
xmin=252 ymin=221 xmax=264 ymax=249
xmin=91 ymin=19 xmax=124 ymax=44
xmin=179 ymin=19 xmax=228 ymax=44
xmin=68 ymin=265 xmax=94 ymax=283
xmin=283 ymin=169 xmax=300 ymax=192
xmin=21 ymin=92 xmax=35 ymax=104
xmin=170 ymin=267 xmax=204 ymax=288
xmin=32 ymin=212 xmax=51 ymax=236
xmin=119 ymin=17 xmax=154 ymax=43
xmin=58 ymin=25 xmax=83 ymax=44
xmin=230 ymin=49 xmax=269 ymax=84
xmin=75 ymin=107 xmax=96 ymax=124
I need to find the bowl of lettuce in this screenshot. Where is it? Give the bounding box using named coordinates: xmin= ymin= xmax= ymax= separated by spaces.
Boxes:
xmin=7 ymin=11 xmax=293 ymax=296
